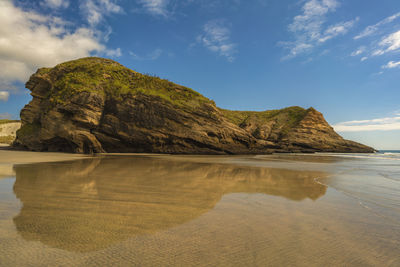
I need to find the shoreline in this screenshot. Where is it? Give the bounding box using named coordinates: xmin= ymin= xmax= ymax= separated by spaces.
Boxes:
xmin=0 ymin=148 xmax=392 ymax=179
xmin=0 ymin=149 xmax=375 ymax=180
xmin=0 ymin=148 xmax=398 ymax=265
xmin=0 ymin=143 xmax=380 ymax=155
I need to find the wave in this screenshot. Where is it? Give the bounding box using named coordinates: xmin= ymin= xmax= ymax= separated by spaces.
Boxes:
xmin=315 ymin=152 xmax=400 ymax=161
xmin=315 ymin=171 xmax=400 ymax=226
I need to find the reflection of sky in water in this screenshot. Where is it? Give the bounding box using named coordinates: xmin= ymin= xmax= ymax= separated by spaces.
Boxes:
xmin=11 ymin=156 xmax=327 ymax=252
xmin=319 ymin=158 xmax=400 ymax=224
xmin=0 ymin=177 xmax=21 ymax=220
xmin=0 ymin=154 xmax=399 ymax=266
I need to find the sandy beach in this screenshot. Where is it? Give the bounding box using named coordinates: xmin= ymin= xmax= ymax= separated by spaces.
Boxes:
xmin=0 ymin=149 xmax=90 ymax=179
xmin=0 ymin=151 xmax=399 ymax=266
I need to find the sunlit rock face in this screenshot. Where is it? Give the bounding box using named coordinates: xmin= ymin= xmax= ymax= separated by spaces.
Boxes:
xmin=0 ymin=121 xmax=21 ymax=144
xmin=14 ymin=57 xmax=374 ymax=154
xmin=12 ymin=156 xmax=327 ymax=252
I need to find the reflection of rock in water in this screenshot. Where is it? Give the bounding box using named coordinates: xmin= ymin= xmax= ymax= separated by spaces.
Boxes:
xmin=12 ymin=156 xmax=327 ymax=252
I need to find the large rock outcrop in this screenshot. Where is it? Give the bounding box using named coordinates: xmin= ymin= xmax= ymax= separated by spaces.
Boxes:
xmin=14 ymin=57 xmax=374 ymax=154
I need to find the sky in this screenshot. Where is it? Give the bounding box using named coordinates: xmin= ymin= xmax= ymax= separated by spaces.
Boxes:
xmin=0 ymin=0 xmax=399 ymax=150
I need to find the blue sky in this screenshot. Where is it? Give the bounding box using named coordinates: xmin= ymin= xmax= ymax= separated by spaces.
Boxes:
xmin=0 ymin=0 xmax=399 ymax=149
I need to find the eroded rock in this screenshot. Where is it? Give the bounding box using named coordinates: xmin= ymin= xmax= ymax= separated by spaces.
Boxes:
xmin=14 ymin=57 xmax=375 ymax=154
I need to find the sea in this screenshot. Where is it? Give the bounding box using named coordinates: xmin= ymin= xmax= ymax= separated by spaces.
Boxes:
xmin=337 ymin=150 xmax=400 ymax=160
xmin=315 ymin=150 xmax=400 ymax=224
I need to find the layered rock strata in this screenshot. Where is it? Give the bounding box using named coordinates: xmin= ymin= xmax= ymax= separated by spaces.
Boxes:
xmin=14 ymin=57 xmax=374 ymax=154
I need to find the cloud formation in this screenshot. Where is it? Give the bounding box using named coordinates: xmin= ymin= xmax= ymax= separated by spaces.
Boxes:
xmin=129 ymin=48 xmax=163 ymax=60
xmin=351 ymin=46 xmax=366 ymax=56
xmin=282 ymin=0 xmax=357 ymax=59
xmin=382 ymin=60 xmax=400 ymax=69
xmin=373 ymin=30 xmax=400 ymax=56
xmin=43 ymin=0 xmax=69 ymax=9
xmin=81 ymin=0 xmax=123 ymax=26
xmin=367 ymin=30 xmax=400 ymax=68
xmin=136 ymin=0 xmax=170 ymax=17
xmin=334 ymin=115 xmax=400 ymax=132
xmin=197 ymin=20 xmax=236 ymax=62
xmin=354 ymin=12 xmax=400 ymax=40
xmin=0 ymin=91 xmax=10 ymax=101
xmin=352 ymin=13 xmax=400 ymax=65
xmin=134 ymin=0 xmax=242 ymax=18
xmin=0 ymin=0 xmax=120 ymax=101
xmin=105 ymin=48 xmax=122 ymax=57
xmin=318 ymin=18 xmax=359 ymax=43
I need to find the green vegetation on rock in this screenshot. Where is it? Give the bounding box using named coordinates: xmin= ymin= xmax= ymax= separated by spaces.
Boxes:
xmin=15 ymin=56 xmax=375 ymax=154
xmin=41 ymin=57 xmax=212 ymax=108
xmin=220 ymin=106 xmax=309 ymax=136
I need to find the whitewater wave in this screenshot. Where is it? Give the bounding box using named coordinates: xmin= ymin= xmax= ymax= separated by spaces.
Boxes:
xmin=315 ymin=152 xmax=400 ymax=161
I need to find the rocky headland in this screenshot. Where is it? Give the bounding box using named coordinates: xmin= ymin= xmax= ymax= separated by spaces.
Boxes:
xmin=14 ymin=57 xmax=374 ymax=154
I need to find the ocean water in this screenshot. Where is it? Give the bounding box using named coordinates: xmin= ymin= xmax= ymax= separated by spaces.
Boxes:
xmin=314 ymin=151 xmax=400 ymax=224
xmin=331 ymin=150 xmax=400 ymax=162
xmin=0 ymin=151 xmax=399 ymax=266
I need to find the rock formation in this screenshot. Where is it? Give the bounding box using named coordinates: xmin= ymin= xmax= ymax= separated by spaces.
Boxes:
xmin=0 ymin=120 xmax=21 ymax=144
xmin=14 ymin=57 xmax=374 ymax=154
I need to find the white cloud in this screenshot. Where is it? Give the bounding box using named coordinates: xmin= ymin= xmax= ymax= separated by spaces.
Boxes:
xmin=318 ymin=18 xmax=359 ymax=43
xmin=361 ymin=56 xmax=368 ymax=62
xmin=354 ymin=12 xmax=400 ymax=40
xmin=105 ymin=47 xmax=122 ymax=57
xmin=81 ymin=0 xmax=123 ymax=26
xmin=0 ymin=0 xmax=120 ymax=94
xmin=136 ymin=0 xmax=170 ymax=17
xmin=43 ymin=0 xmax=69 ymax=9
xmin=197 ymin=20 xmax=236 ymax=62
xmin=0 ymin=91 xmax=10 ymax=101
xmin=129 ymin=48 xmax=163 ymax=60
xmin=353 ymin=14 xmax=400 ymax=66
xmin=377 ymin=30 xmax=400 ymax=54
xmin=364 ymin=30 xmax=400 ymax=64
xmin=334 ymin=115 xmax=400 ymax=132
xmin=288 ymin=0 xmax=339 ymax=38
xmin=371 ymin=49 xmax=384 ymax=56
xmin=282 ymin=0 xmax=357 ymax=59
xmin=351 ymin=46 xmax=365 ymax=56
xmin=382 ymin=60 xmax=400 ymax=69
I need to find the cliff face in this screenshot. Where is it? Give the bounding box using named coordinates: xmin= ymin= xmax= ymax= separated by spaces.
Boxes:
xmin=281 ymin=108 xmax=373 ymax=152
xmin=221 ymin=107 xmax=374 ymax=153
xmin=0 ymin=120 xmax=21 ymax=144
xmin=14 ymin=57 xmax=374 ymax=154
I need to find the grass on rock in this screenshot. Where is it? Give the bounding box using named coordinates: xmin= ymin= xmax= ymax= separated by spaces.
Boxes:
xmin=40 ymin=57 xmax=212 ymax=108
xmin=220 ymin=106 xmax=309 ymax=135
xmin=33 ymin=57 xmax=310 ymax=138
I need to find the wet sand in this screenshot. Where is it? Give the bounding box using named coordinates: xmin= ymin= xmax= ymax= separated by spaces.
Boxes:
xmin=0 ymin=149 xmax=89 ymax=179
xmin=0 ymin=152 xmax=399 ymax=266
